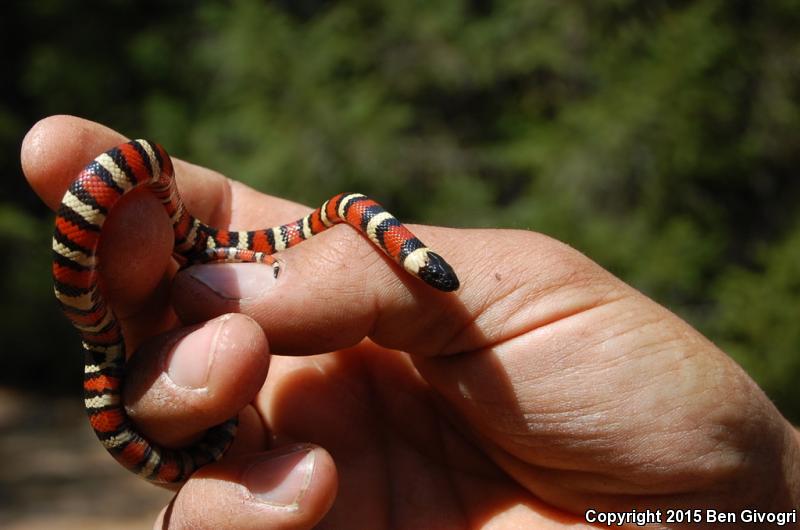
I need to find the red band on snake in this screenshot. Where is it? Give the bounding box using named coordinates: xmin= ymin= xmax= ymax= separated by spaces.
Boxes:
xmin=52 ymin=139 xmax=459 ymax=484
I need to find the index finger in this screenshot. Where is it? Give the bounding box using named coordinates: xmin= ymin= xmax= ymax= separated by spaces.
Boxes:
xmin=21 ymin=114 xmax=306 ymax=224
xmin=21 ymin=115 xmax=313 ymax=348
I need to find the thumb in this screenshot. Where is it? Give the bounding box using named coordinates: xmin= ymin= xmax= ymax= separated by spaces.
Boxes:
xmin=155 ymin=445 xmax=337 ymax=530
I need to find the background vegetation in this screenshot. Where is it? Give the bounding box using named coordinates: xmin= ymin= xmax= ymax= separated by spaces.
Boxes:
xmin=2 ymin=0 xmax=799 ymax=421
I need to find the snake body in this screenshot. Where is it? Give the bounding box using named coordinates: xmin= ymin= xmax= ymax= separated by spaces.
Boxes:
xmin=52 ymin=139 xmax=459 ymax=484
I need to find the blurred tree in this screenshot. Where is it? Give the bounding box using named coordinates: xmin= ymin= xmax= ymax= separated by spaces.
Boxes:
xmin=0 ymin=0 xmax=201 ymax=392
xmin=714 ymin=219 xmax=800 ymax=415
xmin=1 ymin=0 xmax=798 ymax=420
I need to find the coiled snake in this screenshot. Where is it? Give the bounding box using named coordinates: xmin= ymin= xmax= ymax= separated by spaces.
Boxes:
xmin=52 ymin=139 xmax=459 ymax=484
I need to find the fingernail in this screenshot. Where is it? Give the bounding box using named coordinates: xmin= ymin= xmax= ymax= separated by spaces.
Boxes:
xmin=188 ymin=263 xmax=277 ymax=300
xmin=166 ymin=316 xmax=227 ymax=388
xmin=244 ymin=446 xmax=316 ymax=508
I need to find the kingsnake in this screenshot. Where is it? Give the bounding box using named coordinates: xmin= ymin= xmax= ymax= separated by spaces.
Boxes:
xmin=52 ymin=139 xmax=459 ymax=484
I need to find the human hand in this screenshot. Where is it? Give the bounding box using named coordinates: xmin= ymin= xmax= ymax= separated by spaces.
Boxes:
xmin=23 ymin=115 xmax=800 ymax=529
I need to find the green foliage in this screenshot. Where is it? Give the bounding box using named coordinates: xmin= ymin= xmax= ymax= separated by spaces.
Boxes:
xmin=2 ymin=0 xmax=799 ymax=420
xmin=0 ymin=203 xmax=78 ymax=391
xmin=714 ymin=221 xmax=800 ymax=414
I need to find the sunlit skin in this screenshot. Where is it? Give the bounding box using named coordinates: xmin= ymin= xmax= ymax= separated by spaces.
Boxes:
xmin=23 ymin=115 xmax=800 ymax=530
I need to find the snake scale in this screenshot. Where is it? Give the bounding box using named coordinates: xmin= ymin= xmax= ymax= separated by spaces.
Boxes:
xmin=52 ymin=139 xmax=459 ymax=484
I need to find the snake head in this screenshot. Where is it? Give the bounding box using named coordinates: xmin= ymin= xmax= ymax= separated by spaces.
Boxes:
xmin=418 ymin=251 xmax=460 ymax=292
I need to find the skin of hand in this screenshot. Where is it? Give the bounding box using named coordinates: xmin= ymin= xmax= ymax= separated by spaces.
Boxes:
xmin=22 ymin=115 xmax=800 ymax=530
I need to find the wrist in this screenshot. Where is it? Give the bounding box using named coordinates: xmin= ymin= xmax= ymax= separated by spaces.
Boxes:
xmin=781 ymin=424 xmax=800 ymax=511
xmin=759 ymin=418 xmax=800 ymax=525
xmin=699 ymin=370 xmax=799 ymax=524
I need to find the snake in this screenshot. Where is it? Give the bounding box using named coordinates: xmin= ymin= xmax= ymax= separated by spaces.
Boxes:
xmin=52 ymin=139 xmax=459 ymax=484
